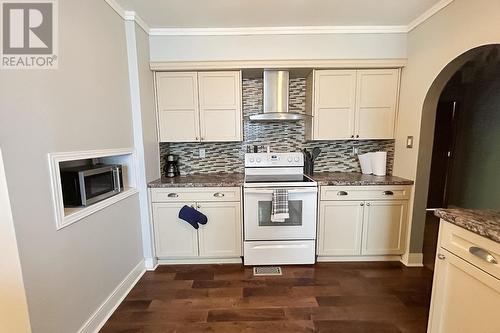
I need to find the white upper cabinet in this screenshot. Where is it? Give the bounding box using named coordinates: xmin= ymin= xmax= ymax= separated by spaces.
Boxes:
xmin=156 ymin=72 xmax=200 ymax=142
xmin=198 ymin=72 xmax=242 ymax=142
xmin=312 ymin=70 xmax=357 ymax=140
xmin=155 ymin=71 xmax=242 ymax=142
xmin=306 ymin=68 xmax=400 ymax=140
xmin=356 ymin=69 xmax=399 ymax=139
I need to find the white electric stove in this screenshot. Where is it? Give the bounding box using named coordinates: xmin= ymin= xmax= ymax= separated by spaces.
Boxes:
xmin=243 ymin=152 xmax=318 ymax=265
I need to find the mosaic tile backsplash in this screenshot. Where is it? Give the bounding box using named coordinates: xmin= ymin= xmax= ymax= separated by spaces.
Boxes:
xmin=160 ymin=78 xmax=394 ymax=176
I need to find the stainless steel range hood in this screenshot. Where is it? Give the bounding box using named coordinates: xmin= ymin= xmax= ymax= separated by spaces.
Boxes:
xmin=249 ymin=70 xmax=308 ymax=121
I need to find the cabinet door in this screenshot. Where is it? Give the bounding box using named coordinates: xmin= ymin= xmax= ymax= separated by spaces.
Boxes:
xmin=318 ymin=201 xmax=364 ymax=256
xmin=361 ymin=200 xmax=407 ymax=255
xmin=152 ymin=202 xmax=198 ymax=258
xmin=428 ymin=248 xmax=500 ymax=333
xmin=355 ymin=69 xmax=399 ymax=139
xmin=197 ymin=201 xmax=242 ymax=258
xmin=198 ymin=71 xmax=242 ymax=142
xmin=156 ymin=72 xmax=200 ymax=142
xmin=313 ymin=70 xmax=356 ymax=140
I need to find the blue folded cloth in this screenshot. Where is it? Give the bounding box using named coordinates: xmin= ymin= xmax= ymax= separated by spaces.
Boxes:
xmin=178 ymin=205 xmax=208 ymax=229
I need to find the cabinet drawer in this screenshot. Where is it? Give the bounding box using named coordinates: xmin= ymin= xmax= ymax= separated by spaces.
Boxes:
xmin=151 ymin=187 xmax=241 ymax=203
xmin=320 ymin=185 xmax=410 ymax=201
xmin=440 ymin=221 xmax=500 ymax=279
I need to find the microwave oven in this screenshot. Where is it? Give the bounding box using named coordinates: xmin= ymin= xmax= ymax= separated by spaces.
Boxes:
xmin=61 ymin=164 xmax=123 ymax=207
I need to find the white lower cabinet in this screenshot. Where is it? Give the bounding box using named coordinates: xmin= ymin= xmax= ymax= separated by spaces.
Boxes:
xmin=428 ymin=222 xmax=500 ymax=333
xmin=152 ymin=202 xmax=199 ymax=258
xmin=318 ymin=201 xmax=364 ymax=256
xmin=198 ymin=202 xmax=242 ymax=258
xmin=361 ymin=200 xmax=407 ymax=255
xmin=317 ymin=186 xmax=410 ymax=260
xmin=151 ymin=187 xmax=242 ymax=262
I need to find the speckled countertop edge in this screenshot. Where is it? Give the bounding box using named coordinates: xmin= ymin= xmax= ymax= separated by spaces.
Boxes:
xmin=148 ymin=172 xmax=413 ymax=188
xmin=435 ymin=208 xmax=500 ymax=243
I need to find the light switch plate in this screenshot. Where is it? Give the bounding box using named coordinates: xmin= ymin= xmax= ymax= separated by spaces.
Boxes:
xmin=406 ymin=136 xmax=414 ymax=148
xmin=199 ymin=148 xmax=206 ymax=158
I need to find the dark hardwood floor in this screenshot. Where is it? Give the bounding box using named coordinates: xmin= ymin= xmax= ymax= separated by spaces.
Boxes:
xmin=101 ymin=262 xmax=433 ymax=333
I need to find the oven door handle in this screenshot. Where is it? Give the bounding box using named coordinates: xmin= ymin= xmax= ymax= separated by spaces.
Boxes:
xmin=244 ymin=188 xmax=317 ymax=194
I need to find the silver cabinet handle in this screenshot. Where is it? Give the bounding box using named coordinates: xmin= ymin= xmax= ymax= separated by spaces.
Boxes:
xmin=437 ymin=253 xmax=446 ymax=260
xmin=469 ymin=246 xmax=498 ymax=264
xmin=195 ymin=137 xmax=199 ymax=140
xmin=337 ymin=191 xmax=348 ymax=196
xmin=355 ymin=134 xmax=359 ymax=138
xmin=197 ymin=204 xmax=201 ymax=209
xmin=167 ymin=193 xmax=179 ymax=198
xmin=366 ymin=202 xmax=371 ymax=206
xmin=360 ymin=202 xmax=364 ymax=206
xmin=213 ymin=192 xmax=225 ymax=198
xmin=383 ymin=191 xmax=394 ymax=196
xmin=351 ymin=135 xmax=354 ymax=138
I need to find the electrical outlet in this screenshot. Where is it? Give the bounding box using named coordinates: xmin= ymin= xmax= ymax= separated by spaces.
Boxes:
xmin=199 ymin=148 xmax=206 ymax=158
xmin=351 ymin=147 xmax=359 ymax=157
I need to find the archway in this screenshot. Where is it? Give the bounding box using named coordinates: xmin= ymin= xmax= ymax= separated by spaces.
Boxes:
xmin=413 ymin=44 xmax=500 ymax=268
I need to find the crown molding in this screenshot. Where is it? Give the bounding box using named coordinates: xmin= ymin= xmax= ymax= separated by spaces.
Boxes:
xmin=150 ymin=58 xmax=408 ymax=71
xmin=124 ymin=11 xmax=150 ymax=34
xmin=149 ymin=25 xmax=408 ymax=36
xmin=104 ymin=0 xmax=149 ymax=34
xmin=407 ymin=0 xmax=454 ymax=32
xmin=105 ymin=0 xmax=455 ymax=36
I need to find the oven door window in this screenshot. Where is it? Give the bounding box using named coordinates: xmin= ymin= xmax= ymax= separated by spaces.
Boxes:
xmin=84 ymin=172 xmax=114 ymax=199
xmin=257 ymin=200 xmax=303 ymax=226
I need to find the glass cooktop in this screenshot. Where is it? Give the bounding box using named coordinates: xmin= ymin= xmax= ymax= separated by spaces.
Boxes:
xmin=245 ymin=174 xmax=315 ymax=183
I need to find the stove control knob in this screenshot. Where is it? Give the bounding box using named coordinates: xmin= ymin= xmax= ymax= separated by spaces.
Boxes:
xmin=249 ymin=158 xmax=255 ymax=163
xmin=256 ymin=158 xmax=261 ymax=163
xmin=287 ymin=157 xmax=293 ymax=162
xmin=294 ymin=157 xmax=300 ymax=162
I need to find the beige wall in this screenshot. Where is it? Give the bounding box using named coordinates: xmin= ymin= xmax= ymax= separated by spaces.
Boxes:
xmin=136 ymin=26 xmax=160 ymax=182
xmin=150 ymin=33 xmax=407 ymax=61
xmin=0 ymin=0 xmax=144 ymax=332
xmin=0 ymin=149 xmax=31 ymax=332
xmin=395 ymin=0 xmax=500 ymax=252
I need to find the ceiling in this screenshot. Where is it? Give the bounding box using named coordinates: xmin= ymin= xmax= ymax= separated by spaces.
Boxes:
xmin=115 ymin=0 xmax=443 ymax=29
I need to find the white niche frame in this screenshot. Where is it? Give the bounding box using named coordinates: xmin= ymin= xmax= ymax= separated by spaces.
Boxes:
xmin=48 ymin=148 xmax=139 ymax=230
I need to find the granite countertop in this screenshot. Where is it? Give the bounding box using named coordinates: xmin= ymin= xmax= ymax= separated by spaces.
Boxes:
xmin=310 ymin=172 xmax=414 ymax=186
xmin=435 ymin=209 xmax=500 ymax=243
xmin=148 ymin=172 xmax=414 ymax=188
xmin=148 ymin=173 xmax=245 ymax=188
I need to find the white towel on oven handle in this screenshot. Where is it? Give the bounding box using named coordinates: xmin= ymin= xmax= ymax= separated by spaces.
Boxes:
xmin=271 ymin=189 xmax=289 ymax=223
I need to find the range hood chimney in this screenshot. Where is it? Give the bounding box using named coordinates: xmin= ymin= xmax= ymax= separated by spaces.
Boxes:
xmin=249 ymin=70 xmax=308 ymax=121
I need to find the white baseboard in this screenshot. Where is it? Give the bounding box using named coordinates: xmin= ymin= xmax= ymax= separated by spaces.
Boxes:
xmin=144 ymin=257 xmax=158 ymax=271
xmin=400 ymin=252 xmax=424 ymax=267
xmin=317 ymin=255 xmax=402 ymax=262
xmin=157 ymin=257 xmax=242 ymax=265
xmin=78 ymin=260 xmax=146 ymax=333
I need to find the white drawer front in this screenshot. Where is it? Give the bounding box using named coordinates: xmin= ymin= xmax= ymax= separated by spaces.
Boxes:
xmin=440 ymin=221 xmax=500 ymax=279
xmin=151 ymin=187 xmax=241 ymax=203
xmin=320 ymin=185 xmax=411 ymax=201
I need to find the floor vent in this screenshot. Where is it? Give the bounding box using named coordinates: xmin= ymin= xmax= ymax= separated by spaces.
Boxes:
xmin=253 ymin=266 xmax=282 ymax=276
